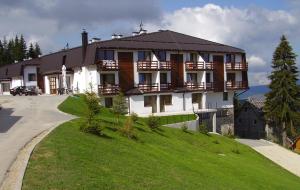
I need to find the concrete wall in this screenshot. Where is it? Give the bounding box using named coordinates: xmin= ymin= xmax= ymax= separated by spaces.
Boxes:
xmin=164 ymin=117 xmax=199 ymax=131
xmin=11 ymin=77 xmax=23 ymax=88
xmin=206 ymin=91 xmax=234 ymax=109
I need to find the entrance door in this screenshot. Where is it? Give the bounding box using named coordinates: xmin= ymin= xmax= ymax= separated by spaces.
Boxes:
xmin=49 ymin=77 xmax=57 ymax=94
xmin=192 ymin=93 xmax=202 ymax=109
xmin=118 ymin=52 xmax=133 ymax=92
xmin=213 ymin=55 xmax=224 ymax=92
xmin=170 ymin=54 xmax=184 ymax=88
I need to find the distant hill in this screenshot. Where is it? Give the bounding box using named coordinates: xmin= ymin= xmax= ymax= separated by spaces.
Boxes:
xmin=238 ymin=80 xmax=300 ymax=100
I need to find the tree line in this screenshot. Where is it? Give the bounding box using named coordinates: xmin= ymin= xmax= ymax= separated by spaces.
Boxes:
xmin=0 ymin=35 xmax=42 ymax=66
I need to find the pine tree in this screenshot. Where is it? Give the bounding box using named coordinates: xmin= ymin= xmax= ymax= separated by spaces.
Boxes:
xmin=0 ymin=40 xmax=3 ymax=66
xmin=27 ymin=43 xmax=36 ymax=58
xmin=19 ymin=35 xmax=27 ymax=61
xmin=34 ymin=43 xmax=42 ymax=57
xmin=264 ymin=35 xmax=300 ymax=147
xmin=7 ymin=39 xmax=15 ymax=64
xmin=13 ymin=35 xmax=20 ymax=61
xmin=112 ymin=93 xmax=128 ymax=124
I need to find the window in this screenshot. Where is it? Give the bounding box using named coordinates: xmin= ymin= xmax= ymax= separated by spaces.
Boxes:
xmin=105 ymin=97 xmax=113 ymax=108
xmin=98 ymin=50 xmax=114 ymax=60
xmin=186 ymin=73 xmax=197 ymax=83
xmin=206 ymin=72 xmax=211 ymax=83
xmin=160 ymin=73 xmax=168 ymax=84
xmin=200 ymin=53 xmax=209 ymax=62
xmin=253 ymin=119 xmax=257 ymax=125
xmin=1 ymin=83 xmax=10 ymax=92
xmin=160 ymin=95 xmax=172 ymax=105
xmin=138 ymin=51 xmax=151 ymax=61
xmin=223 ymin=92 xmax=228 ymax=101
xmin=101 ymin=74 xmax=115 ymax=85
xmin=28 ymin=73 xmax=36 ymax=81
xmin=62 ymin=55 xmax=67 ymax=65
xmin=192 ymin=93 xmax=202 ymax=104
xmin=139 ymin=73 xmax=152 ymax=84
xmin=154 ymin=51 xmax=166 ymax=61
xmin=190 ymin=53 xmax=197 ymax=62
xmin=227 ymin=73 xmax=236 ymax=82
xmin=226 ymin=54 xmax=235 ymax=63
xmin=144 ymin=96 xmax=152 ymax=107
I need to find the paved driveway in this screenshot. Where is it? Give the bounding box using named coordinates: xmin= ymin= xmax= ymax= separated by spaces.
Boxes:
xmin=237 ymin=139 xmax=300 ymax=177
xmin=0 ymin=95 xmax=74 ymax=185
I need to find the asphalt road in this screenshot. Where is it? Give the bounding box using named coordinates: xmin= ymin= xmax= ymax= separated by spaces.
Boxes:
xmin=0 ymin=95 xmax=74 ymax=185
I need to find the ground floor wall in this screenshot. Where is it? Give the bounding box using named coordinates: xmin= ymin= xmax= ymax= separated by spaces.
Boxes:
xmin=0 ymin=81 xmax=11 ymax=95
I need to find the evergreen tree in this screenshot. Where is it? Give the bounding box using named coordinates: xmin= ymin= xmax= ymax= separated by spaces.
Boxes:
xmin=34 ymin=43 xmax=42 ymax=57
xmin=112 ymin=93 xmax=128 ymax=124
xmin=27 ymin=43 xmax=35 ymax=58
xmin=19 ymin=35 xmax=27 ymax=61
xmin=7 ymin=39 xmax=14 ymax=64
xmin=0 ymin=40 xmax=3 ymax=66
xmin=264 ymin=35 xmax=300 ymax=147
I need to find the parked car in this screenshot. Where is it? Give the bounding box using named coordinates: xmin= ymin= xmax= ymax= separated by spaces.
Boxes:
xmin=10 ymin=86 xmax=26 ymax=96
xmin=24 ymin=86 xmax=38 ymax=96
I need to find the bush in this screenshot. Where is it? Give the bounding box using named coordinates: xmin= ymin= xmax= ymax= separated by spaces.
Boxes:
xmin=198 ymin=123 xmax=209 ymax=135
xmin=83 ymin=91 xmax=101 ymax=122
xmin=146 ymin=115 xmax=160 ymax=130
xmin=112 ymin=93 xmax=128 ymax=124
xmin=181 ymin=122 xmax=188 ymax=132
xmin=130 ymin=112 xmax=139 ymax=123
xmin=225 ymin=127 xmax=235 ymax=138
xmin=80 ymin=118 xmax=104 ymax=136
xmin=119 ymin=117 xmax=136 ymax=139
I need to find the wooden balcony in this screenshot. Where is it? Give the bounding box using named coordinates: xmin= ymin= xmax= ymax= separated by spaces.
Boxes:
xmin=205 ymin=62 xmax=214 ymax=70
xmin=184 ymin=82 xmax=205 ymax=91
xmin=159 ymin=61 xmax=171 ymax=70
xmin=98 ymin=84 xmax=120 ymax=95
xmin=138 ymin=83 xmax=159 ymax=93
xmin=137 ymin=61 xmax=159 ymax=71
xmin=97 ymin=60 xmax=119 ymax=70
xmin=206 ymin=82 xmax=214 ymax=91
xmin=226 ymin=62 xmax=248 ymax=70
xmin=185 ymin=61 xmax=205 ymax=70
xmin=160 ymin=83 xmax=172 ymax=91
xmin=226 ymin=81 xmax=249 ymax=90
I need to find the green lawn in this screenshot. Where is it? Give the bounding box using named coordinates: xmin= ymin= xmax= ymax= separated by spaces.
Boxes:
xmin=22 ymin=95 xmax=300 ymax=190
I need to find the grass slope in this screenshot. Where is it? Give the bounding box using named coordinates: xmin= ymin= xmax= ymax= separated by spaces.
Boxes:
xmin=22 ymin=95 xmax=300 ymax=190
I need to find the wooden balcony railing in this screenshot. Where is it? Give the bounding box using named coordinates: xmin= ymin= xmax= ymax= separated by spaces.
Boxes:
xmin=137 ymin=61 xmax=159 ymax=71
xmin=226 ymin=81 xmax=248 ymax=90
xmin=226 ymin=62 xmax=248 ymax=70
xmin=98 ymin=84 xmax=120 ymax=95
xmin=138 ymin=83 xmax=159 ymax=92
xmin=97 ymin=60 xmax=119 ymax=70
xmin=206 ymin=82 xmax=214 ymax=91
xmin=159 ymin=61 xmax=171 ymax=70
xmin=185 ymin=61 xmax=205 ymax=70
xmin=205 ymin=62 xmax=214 ymax=70
xmin=184 ymin=82 xmax=205 ymax=91
xmin=160 ymin=83 xmax=172 ymax=91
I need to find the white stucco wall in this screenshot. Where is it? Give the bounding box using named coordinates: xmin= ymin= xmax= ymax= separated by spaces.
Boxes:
xmin=206 ymin=91 xmax=234 ymax=109
xmin=0 ymin=81 xmax=11 ymax=95
xmin=11 ymin=77 xmax=23 ymax=88
xmin=23 ymin=66 xmax=37 ymax=87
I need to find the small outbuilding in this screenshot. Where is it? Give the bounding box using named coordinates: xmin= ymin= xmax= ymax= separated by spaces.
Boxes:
xmin=235 ymin=96 xmax=266 ymax=139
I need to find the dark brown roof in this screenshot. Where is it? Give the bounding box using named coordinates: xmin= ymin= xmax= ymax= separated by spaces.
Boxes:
xmin=96 ymin=30 xmax=245 ymax=53
xmin=0 ymin=30 xmax=245 ymax=78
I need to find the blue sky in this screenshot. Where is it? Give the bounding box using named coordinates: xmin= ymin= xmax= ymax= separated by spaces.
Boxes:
xmin=0 ymin=0 xmax=299 ymax=85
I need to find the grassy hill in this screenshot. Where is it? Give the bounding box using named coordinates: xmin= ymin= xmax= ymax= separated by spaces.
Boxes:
xmin=22 ymin=95 xmax=300 ymax=190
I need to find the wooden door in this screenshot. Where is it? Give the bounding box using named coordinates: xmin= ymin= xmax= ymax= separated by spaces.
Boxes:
xmin=37 ymin=68 xmax=44 ymax=93
xmin=213 ymin=55 xmax=224 ymax=92
xmin=118 ymin=52 xmax=134 ymax=92
xmin=170 ymin=54 xmax=184 ymax=88
xmin=49 ymin=77 xmax=57 ymax=94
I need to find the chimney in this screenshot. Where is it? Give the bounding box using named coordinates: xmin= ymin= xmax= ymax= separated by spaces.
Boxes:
xmin=82 ymin=29 xmax=88 ymax=63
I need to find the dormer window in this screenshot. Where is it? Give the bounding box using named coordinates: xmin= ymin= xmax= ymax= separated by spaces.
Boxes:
xmin=98 ymin=50 xmax=114 ymax=60
xmin=138 ymin=51 xmax=151 ymax=61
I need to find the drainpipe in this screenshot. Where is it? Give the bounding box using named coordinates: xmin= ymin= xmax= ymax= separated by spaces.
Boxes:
xmin=183 ymin=92 xmax=186 ymax=111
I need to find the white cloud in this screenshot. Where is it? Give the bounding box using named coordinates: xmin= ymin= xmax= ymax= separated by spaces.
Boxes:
xmin=248 ymin=55 xmax=267 ymax=68
xmin=249 ymin=72 xmax=270 ymax=86
xmin=148 ymin=3 xmax=300 ymax=86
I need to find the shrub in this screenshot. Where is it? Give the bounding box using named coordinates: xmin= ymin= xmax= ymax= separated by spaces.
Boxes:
xmin=80 ymin=118 xmax=105 ymax=136
xmin=181 ymin=122 xmax=188 ymax=132
xmin=83 ymin=91 xmax=101 ymax=122
xmin=119 ymin=117 xmax=136 ymax=139
xmin=112 ymin=93 xmax=128 ymax=124
xmin=198 ymin=123 xmax=209 ymax=135
xmin=225 ymin=127 xmax=235 ymax=138
xmin=130 ymin=112 xmax=139 ymax=123
xmin=146 ymin=115 xmax=160 ymax=130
